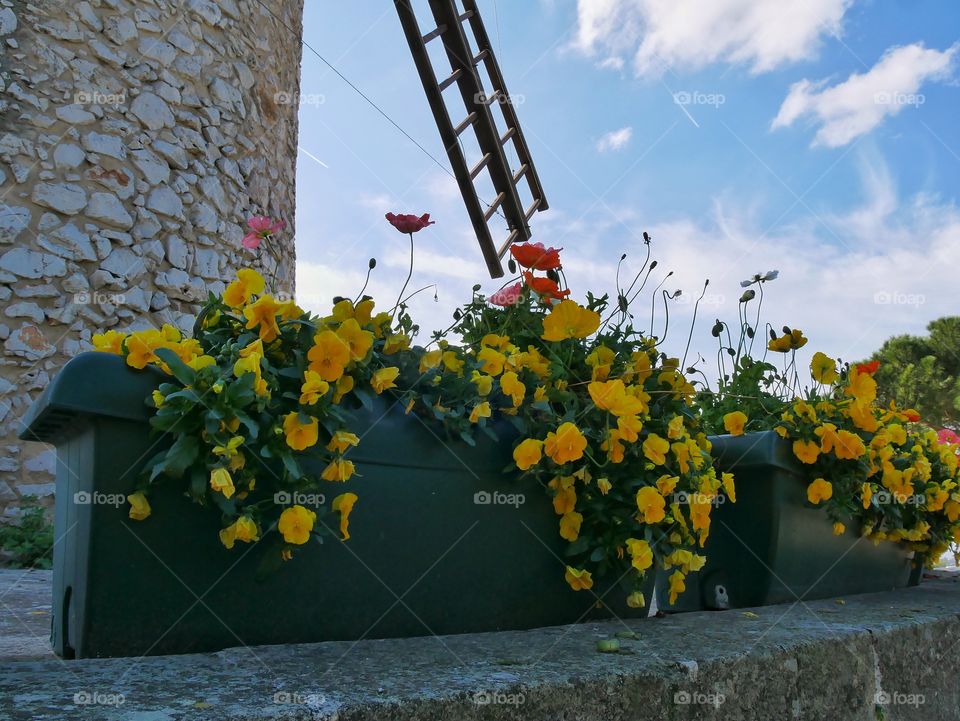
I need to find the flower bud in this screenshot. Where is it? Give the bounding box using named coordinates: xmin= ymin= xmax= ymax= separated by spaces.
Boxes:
xmin=368 ymin=258 xmax=377 ymax=269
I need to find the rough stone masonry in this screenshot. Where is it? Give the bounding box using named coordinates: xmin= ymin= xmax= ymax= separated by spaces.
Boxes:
xmin=0 ymin=0 xmax=305 ymax=521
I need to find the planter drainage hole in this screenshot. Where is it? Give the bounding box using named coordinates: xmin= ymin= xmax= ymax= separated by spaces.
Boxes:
xmin=713 ymin=584 xmax=730 ymax=610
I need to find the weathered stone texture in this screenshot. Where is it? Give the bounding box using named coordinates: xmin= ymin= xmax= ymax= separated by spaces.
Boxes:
xmin=0 ymin=0 xmax=304 ymax=519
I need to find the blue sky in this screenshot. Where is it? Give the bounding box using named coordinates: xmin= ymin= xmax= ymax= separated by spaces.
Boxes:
xmin=291 ymin=1 xmax=959 ymax=369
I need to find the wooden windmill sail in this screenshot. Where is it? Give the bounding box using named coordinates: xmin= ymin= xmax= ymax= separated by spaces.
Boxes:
xmin=394 ymin=0 xmax=549 ymax=278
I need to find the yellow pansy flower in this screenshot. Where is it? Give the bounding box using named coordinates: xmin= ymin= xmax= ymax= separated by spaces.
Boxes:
xmin=242 ymin=295 xmax=282 ymax=343
xmin=833 ymin=522 xmax=846 ymax=536
xmin=332 ymin=492 xmax=359 ymax=540
xmin=469 ymin=401 xmax=492 ymax=423
xmin=627 ymin=592 xmax=646 ymax=609
xmin=441 ymin=350 xmax=464 ymax=374
xmin=723 ymin=411 xmax=747 ymax=436
xmin=642 ymin=433 xmax=670 ymax=465
xmin=213 ymin=436 xmax=244 ymax=459
xmin=552 ymin=485 xmax=577 ymax=515
xmin=626 ymin=538 xmax=653 ymax=571
xmin=187 ymin=354 xmax=217 ymax=372
xmin=588 ymin=379 xmax=647 ymax=417
xmin=500 ymin=371 xmax=525 ymax=407
xmin=335 ymin=319 xmax=374 ymax=361
xmin=371 ymin=367 xmax=400 ymax=394
xmin=541 ymin=300 xmax=601 ymax=342
xmin=559 ymin=511 xmax=582 ymax=541
xmin=220 ymin=516 xmax=260 ymax=549
xmin=300 ymin=371 xmax=330 ymax=405
xmin=307 ymin=330 xmax=351 ymax=382
xmin=128 ymin=491 xmax=151 ymax=521
xmin=223 ymin=268 xmax=265 ymax=308
xmin=476 ymin=347 xmax=507 ymax=376
xmin=513 ymin=438 xmax=544 ymax=470
xmin=210 ymin=467 xmax=235 ymax=499
xmin=321 ymin=458 xmax=356 ymax=482
xmin=597 ymin=477 xmax=612 ymax=495
xmin=861 ymin=483 xmax=873 ymax=509
xmin=383 ymin=334 xmax=410 ymax=354
xmin=278 ymin=505 xmax=316 ymax=545
xmin=419 ymin=349 xmax=443 ymax=373
xmin=602 ymin=429 xmax=625 ymax=464
xmin=722 ymin=472 xmax=736 ymax=502
xmin=793 ymin=439 xmax=820 ymax=464
xmin=810 ymin=351 xmax=839 ymax=384
xmin=617 ymin=414 xmax=643 ymax=443
xmin=283 ymin=413 xmax=319 ymax=451
xmin=544 ymin=422 xmax=588 ymax=464
xmin=807 ymin=478 xmax=833 ymax=504
xmin=327 ymin=431 xmax=360 ymax=454
xmin=92 ymin=330 xmax=125 ymax=354
xmin=656 ymin=474 xmax=679 ymax=496
xmin=470 ymin=371 xmax=493 ymax=397
xmin=636 ymin=486 xmax=666 ymax=523
xmin=333 ymin=374 xmax=355 ymax=403
xmin=668 ymin=570 xmax=686 ymax=604
xmin=564 ymin=566 xmax=593 ymax=591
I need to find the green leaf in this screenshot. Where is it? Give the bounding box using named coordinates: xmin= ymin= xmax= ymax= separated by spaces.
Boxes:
xmin=281 ymin=452 xmax=301 ymax=480
xmin=164 ymin=435 xmax=199 ymax=479
xmin=154 ymin=347 xmax=196 ymax=387
xmin=226 ymin=372 xmax=256 ymax=406
xmin=236 ymin=413 xmax=259 ymax=440
xmin=189 ymin=467 xmax=207 ymax=503
xmin=353 ymin=387 xmax=375 ymax=412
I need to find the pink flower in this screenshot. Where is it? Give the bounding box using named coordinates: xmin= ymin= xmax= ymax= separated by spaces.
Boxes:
xmin=937 ymin=428 xmax=960 ymax=447
xmin=243 ymin=216 xmax=286 ymax=249
xmin=490 ymin=282 xmax=522 ymax=307
xmin=385 ymin=212 xmax=435 ymax=234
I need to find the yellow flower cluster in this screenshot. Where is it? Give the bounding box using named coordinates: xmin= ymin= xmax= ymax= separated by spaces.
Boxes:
xmin=774 ymin=352 xmax=960 ymax=564
xmin=102 ymin=269 xmax=387 ymax=560
xmin=508 ymin=341 xmax=732 ymax=603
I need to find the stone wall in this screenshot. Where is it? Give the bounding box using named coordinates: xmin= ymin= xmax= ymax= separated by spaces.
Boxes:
xmin=0 ymin=0 xmax=304 ymax=521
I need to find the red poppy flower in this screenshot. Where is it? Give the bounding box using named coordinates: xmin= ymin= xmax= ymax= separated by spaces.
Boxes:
xmin=385 ymin=212 xmax=435 ymax=234
xmin=510 ymin=242 xmax=562 ymax=270
xmin=523 ymin=271 xmax=569 ymax=300
xmin=856 ymin=360 xmax=880 ymax=375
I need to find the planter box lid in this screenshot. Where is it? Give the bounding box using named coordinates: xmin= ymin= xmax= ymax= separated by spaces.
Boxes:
xmin=19 ymin=352 xmax=163 ymax=444
xmin=708 ymin=430 xmax=799 ymax=474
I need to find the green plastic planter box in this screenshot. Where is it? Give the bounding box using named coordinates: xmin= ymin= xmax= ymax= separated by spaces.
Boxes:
xmin=21 ymin=352 xmax=650 ymax=659
xmin=656 ymin=431 xmax=920 ymax=612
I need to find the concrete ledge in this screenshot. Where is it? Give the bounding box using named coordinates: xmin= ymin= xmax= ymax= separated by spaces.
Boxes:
xmin=1 ymin=570 xmax=959 ymax=720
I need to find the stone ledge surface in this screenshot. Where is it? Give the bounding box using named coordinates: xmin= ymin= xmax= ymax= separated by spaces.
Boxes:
xmin=0 ymin=569 xmax=959 ymax=720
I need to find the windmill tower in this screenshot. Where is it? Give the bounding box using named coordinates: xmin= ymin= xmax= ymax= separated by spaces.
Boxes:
xmin=0 ymin=0 xmax=303 ymax=519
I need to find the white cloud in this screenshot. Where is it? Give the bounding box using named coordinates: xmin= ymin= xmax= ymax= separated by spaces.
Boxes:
xmin=596 ymin=126 xmax=633 ymax=152
xmin=521 ymin=154 xmax=960 ymax=371
xmin=573 ymin=0 xmax=850 ymax=76
xmin=772 ymin=43 xmax=958 ymax=147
